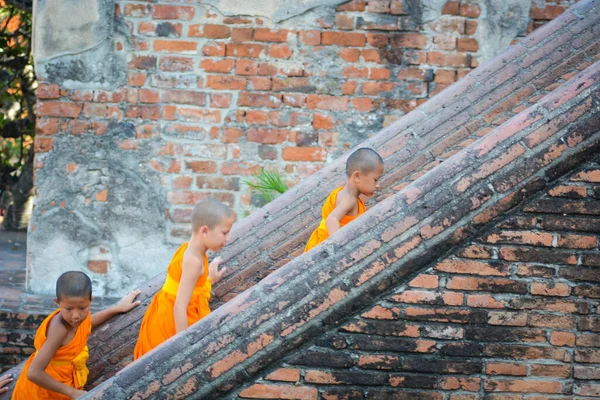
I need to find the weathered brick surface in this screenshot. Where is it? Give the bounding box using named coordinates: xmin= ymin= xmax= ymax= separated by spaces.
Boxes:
xmin=32 ymin=0 xmax=596 ymax=244
xmin=5 ymin=0 xmax=597 ymax=395
xmin=28 ymin=0 xmax=600 ymax=389
xmin=0 ymin=312 xmax=47 ymax=374
xmin=229 ymin=160 xmax=600 ymax=398
xmin=35 ymin=0 xmax=497 ymax=234
xmin=67 ymin=59 xmax=600 ymax=398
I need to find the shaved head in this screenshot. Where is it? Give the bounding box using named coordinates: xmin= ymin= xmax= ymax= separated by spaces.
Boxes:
xmin=192 ymin=199 xmax=234 ymax=233
xmin=56 ymin=271 xmax=92 ymax=300
xmin=346 ymin=148 xmax=384 ymax=177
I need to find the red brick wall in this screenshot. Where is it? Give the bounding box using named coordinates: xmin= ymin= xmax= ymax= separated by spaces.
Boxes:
xmin=28 ymin=0 xmax=583 ymax=299
xmin=33 ymin=0 xmax=575 ymax=241
xmin=528 ymin=0 xmax=579 ymax=33
xmin=234 ymin=163 xmax=600 ymax=399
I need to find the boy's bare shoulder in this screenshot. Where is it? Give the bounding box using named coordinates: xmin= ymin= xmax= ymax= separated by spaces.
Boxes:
xmin=183 ymin=246 xmax=205 ymax=266
xmin=337 ymin=188 xmax=359 ymax=205
xmin=46 ymin=313 xmax=69 ymax=340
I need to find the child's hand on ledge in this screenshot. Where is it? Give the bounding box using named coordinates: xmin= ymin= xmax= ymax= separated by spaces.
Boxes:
xmin=115 ymin=289 xmax=142 ymax=313
xmin=0 ymin=373 xmax=13 ymax=394
xmin=209 ymin=256 xmax=227 ymax=284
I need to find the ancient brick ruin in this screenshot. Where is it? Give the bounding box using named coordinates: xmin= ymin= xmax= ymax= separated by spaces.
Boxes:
xmin=1 ymin=0 xmax=600 ymax=398
xmin=26 ymin=0 xmax=575 ymax=296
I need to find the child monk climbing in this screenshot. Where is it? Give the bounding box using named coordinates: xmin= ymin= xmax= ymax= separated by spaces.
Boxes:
xmin=305 ymin=147 xmax=384 ymax=252
xmin=133 ymin=199 xmax=234 ymax=359
xmin=12 ymin=272 xmax=141 ymax=399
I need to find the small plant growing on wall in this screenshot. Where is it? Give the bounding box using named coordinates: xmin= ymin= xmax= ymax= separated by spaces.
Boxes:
xmin=243 ymin=168 xmax=288 ymax=204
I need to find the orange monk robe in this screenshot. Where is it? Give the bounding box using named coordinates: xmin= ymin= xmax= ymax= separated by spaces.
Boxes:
xmin=134 ymin=242 xmax=211 ymax=360
xmin=12 ymin=310 xmax=92 ymax=400
xmin=304 ymin=186 xmax=366 ymax=252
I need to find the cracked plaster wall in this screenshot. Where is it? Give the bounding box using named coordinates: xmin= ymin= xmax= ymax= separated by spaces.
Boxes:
xmin=28 ymin=122 xmax=174 ymax=296
xmin=33 ymin=0 xmax=127 ymax=88
xmin=477 ymin=0 xmax=533 ymax=62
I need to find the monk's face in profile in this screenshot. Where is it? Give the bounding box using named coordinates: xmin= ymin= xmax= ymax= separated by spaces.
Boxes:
xmin=354 ymin=163 xmax=384 ymax=198
xmin=203 ymin=216 xmax=235 ymax=252
xmin=54 ymin=296 xmax=91 ymax=328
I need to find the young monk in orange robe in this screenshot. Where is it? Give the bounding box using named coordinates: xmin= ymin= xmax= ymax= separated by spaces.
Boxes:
xmin=134 ymin=199 xmax=235 ymax=360
xmin=305 ymin=147 xmax=384 ymax=252
xmin=12 ymin=271 xmax=141 ymax=399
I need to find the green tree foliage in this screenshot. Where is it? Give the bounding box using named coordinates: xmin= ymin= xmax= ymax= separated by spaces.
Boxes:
xmin=0 ymin=0 xmax=35 ymax=230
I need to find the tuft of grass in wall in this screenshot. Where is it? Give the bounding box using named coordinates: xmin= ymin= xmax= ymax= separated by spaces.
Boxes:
xmin=243 ymin=168 xmax=288 ymax=203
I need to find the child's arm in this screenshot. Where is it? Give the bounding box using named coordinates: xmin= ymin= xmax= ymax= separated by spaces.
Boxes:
xmin=325 ymin=196 xmax=358 ymax=237
xmin=91 ymin=289 xmax=142 ymax=328
xmin=174 ymin=254 xmax=203 ymax=334
xmin=27 ymin=319 xmax=86 ymax=399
